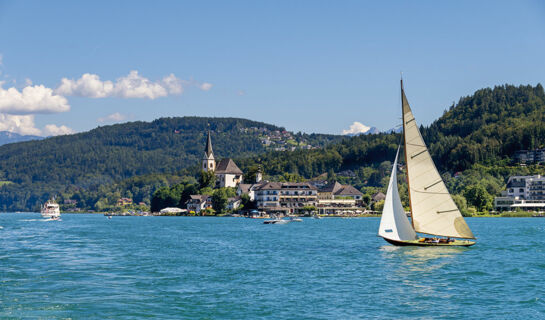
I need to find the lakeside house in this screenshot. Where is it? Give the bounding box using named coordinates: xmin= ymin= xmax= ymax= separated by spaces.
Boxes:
xmin=254 ymin=182 xmax=318 ymax=215
xmin=494 ymin=175 xmax=545 ymax=211
xmin=227 ymin=197 xmax=242 ymax=210
xmin=316 ymin=181 xmax=365 ymax=215
xmin=186 ymin=195 xmax=212 ymax=214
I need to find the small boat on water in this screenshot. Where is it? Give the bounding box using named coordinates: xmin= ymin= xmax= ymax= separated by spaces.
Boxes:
xmin=263 ymin=215 xmax=290 ymax=224
xmin=378 ymin=80 xmax=476 ymax=247
xmin=263 ymin=219 xmax=289 ymax=224
xmin=41 ymin=199 xmax=61 ymax=219
xmin=289 ymin=217 xmax=303 ymax=222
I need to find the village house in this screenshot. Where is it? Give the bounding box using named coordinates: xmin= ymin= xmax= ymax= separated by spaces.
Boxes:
xmin=227 ymin=197 xmax=242 ymax=210
xmin=186 ymin=195 xmax=212 ymax=214
xmin=117 ymin=198 xmax=133 ymax=206
xmin=202 ymin=130 xmax=243 ymax=188
xmin=316 ymin=181 xmax=365 ymax=215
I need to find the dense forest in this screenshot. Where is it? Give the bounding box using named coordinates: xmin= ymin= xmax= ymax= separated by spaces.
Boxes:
xmin=1 ymin=84 xmax=544 ymax=212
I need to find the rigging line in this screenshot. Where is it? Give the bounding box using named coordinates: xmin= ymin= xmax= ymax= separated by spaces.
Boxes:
xmin=405 ymin=118 xmax=415 ymax=125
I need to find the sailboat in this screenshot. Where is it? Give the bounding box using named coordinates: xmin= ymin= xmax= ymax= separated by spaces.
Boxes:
xmin=378 ymin=80 xmax=476 ymax=247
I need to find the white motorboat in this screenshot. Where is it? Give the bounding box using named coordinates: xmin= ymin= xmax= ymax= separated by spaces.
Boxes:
xmin=41 ymin=200 xmax=61 ymax=219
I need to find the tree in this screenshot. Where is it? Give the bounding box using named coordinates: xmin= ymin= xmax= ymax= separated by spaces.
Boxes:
xmin=199 ymin=170 xmax=216 ymax=189
xmin=212 ymin=188 xmax=228 ymax=214
xmin=464 ymin=185 xmax=492 ymax=212
xmin=151 ymin=187 xmax=178 ymax=212
xmin=372 ymin=200 xmax=384 ymax=212
xmin=244 ymin=165 xmax=261 ymax=184
xmin=179 ymin=183 xmax=199 ymax=207
xmin=240 ymin=193 xmax=256 ymax=210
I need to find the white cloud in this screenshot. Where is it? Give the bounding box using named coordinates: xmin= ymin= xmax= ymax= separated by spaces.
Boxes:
xmin=0 ymin=114 xmax=41 ymax=135
xmin=43 ymin=124 xmax=74 ymax=136
xmin=237 ymin=90 xmax=245 ymax=96
xmin=199 ymin=82 xmax=213 ymax=91
xmin=0 ymin=54 xmax=3 ymax=66
xmin=97 ymin=112 xmax=128 ymax=123
xmin=342 ymin=121 xmax=371 ymax=135
xmin=161 ymin=74 xmax=183 ymax=95
xmin=24 ymin=78 xmax=32 ymax=86
xmin=0 ymin=84 xmax=70 ymax=114
xmin=0 ymin=114 xmax=74 ymax=136
xmin=56 ymin=70 xmax=190 ymax=99
xmin=56 ymin=73 xmax=114 ymax=98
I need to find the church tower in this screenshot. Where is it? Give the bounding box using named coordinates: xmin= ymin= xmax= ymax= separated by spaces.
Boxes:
xmin=202 ymin=130 xmax=215 ymax=172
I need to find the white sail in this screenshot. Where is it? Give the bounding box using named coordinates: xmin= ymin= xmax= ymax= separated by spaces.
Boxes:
xmin=378 ymin=147 xmax=418 ymax=241
xmin=401 ymin=82 xmax=475 ymax=239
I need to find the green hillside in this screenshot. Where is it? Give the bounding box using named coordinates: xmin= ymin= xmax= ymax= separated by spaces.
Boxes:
xmin=0 ymin=117 xmax=343 ymax=211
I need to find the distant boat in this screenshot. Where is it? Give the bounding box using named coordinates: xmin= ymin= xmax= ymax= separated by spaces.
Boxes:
xmin=378 ymin=80 xmax=476 ymax=247
xmin=41 ymin=199 xmax=60 ymax=219
xmin=263 ymin=215 xmax=290 ymax=224
xmin=263 ymin=219 xmax=289 ymax=224
xmin=289 ymin=217 xmax=303 ymax=222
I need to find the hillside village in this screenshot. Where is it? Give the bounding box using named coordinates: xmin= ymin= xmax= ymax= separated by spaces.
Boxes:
xmin=178 ymin=130 xmax=379 ymax=216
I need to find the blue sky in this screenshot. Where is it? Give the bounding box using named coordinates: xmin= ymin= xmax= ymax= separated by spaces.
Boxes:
xmin=0 ymin=0 xmax=544 ymax=136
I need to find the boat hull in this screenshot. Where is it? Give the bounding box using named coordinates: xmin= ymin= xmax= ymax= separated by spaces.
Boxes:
xmin=383 ymin=237 xmax=475 ymax=247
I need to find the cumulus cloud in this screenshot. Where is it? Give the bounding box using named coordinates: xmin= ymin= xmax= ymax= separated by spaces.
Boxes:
xmin=342 ymin=121 xmax=371 ymax=135
xmin=0 ymin=114 xmax=41 ymax=135
xmin=43 ymin=124 xmax=74 ymax=136
xmin=56 ymin=70 xmax=192 ymax=99
xmin=97 ymin=112 xmax=128 ymax=123
xmin=0 ymin=114 xmax=74 ymax=136
xmin=0 ymin=84 xmax=70 ymax=114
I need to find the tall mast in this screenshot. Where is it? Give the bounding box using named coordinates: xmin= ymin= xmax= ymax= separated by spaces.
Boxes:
xmin=401 ymin=78 xmax=415 ymax=230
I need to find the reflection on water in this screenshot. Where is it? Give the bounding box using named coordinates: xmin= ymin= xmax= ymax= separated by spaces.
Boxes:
xmin=380 ymin=245 xmax=468 ymax=269
xmin=379 ymin=244 xmax=471 ymax=306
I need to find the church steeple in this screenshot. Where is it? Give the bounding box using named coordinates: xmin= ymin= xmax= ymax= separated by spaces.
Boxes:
xmin=205 ymin=130 xmax=214 ymax=158
xmin=202 ymin=130 xmax=215 ymax=172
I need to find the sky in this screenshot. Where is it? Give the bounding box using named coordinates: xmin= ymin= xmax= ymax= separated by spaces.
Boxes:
xmin=0 ymin=0 xmax=544 ymax=136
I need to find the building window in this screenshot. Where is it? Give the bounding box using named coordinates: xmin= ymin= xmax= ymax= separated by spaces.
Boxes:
xmin=519 ymin=188 xmax=524 ymax=193
xmin=210 ymin=163 xmax=213 ymax=168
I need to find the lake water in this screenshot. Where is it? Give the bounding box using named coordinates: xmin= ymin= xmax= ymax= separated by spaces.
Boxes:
xmin=1 ymin=213 xmax=544 ymax=319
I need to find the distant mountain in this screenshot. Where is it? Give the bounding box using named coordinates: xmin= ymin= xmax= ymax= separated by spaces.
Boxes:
xmin=384 ymin=126 xmax=402 ymax=134
xmin=0 ymin=131 xmax=42 ymax=146
xmin=342 ymin=122 xmax=380 ymax=136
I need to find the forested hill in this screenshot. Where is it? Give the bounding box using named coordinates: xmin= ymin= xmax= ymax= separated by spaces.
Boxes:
xmin=423 ymin=84 xmax=545 ymax=171
xmin=237 ymin=84 xmax=545 ymax=186
xmin=0 ymin=117 xmax=343 ymax=210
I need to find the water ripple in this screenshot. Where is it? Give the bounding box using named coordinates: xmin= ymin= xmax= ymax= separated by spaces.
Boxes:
xmin=1 ymin=214 xmax=544 ymax=319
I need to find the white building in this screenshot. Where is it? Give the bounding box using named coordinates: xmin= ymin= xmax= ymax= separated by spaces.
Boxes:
xmin=494 ymin=175 xmax=545 ymax=211
xmin=255 ymin=182 xmax=318 ymax=214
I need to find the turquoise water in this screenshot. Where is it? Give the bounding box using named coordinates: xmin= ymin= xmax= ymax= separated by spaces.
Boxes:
xmin=1 ymin=214 xmax=544 ymax=319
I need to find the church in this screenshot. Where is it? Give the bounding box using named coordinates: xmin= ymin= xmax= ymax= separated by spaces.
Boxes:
xmin=202 ymin=131 xmax=244 ymax=188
